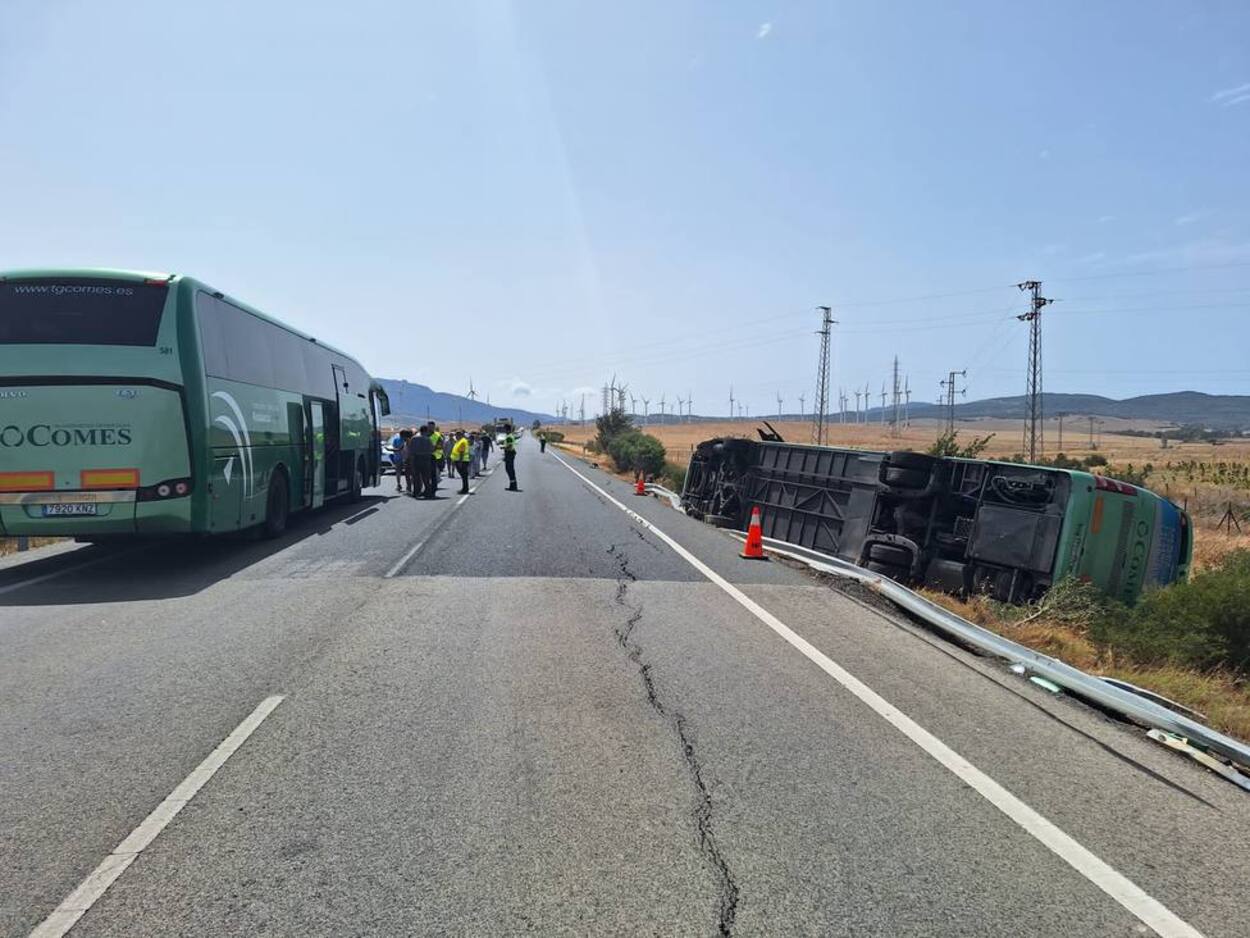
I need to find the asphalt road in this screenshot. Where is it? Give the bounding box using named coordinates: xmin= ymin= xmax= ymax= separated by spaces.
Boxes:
xmin=2 ymin=435 xmax=1248 ymax=937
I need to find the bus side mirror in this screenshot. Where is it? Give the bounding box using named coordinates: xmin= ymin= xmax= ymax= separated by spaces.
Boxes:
xmin=376 ymin=388 xmax=391 ymax=416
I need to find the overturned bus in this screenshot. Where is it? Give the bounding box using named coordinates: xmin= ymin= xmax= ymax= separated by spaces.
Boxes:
xmin=681 ymin=433 xmax=1191 ymax=605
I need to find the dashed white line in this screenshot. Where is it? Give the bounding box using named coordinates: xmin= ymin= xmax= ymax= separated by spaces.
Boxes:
xmin=548 ymin=451 xmax=1204 ymax=938
xmin=385 ymin=540 xmax=426 ymax=578
xmin=384 ymin=474 xmax=488 ymax=578
xmin=29 ymin=695 xmax=285 ymax=938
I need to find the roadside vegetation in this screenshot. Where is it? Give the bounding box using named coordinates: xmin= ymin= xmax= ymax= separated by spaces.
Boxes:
xmin=923 ymin=559 xmax=1250 ymax=742
xmin=586 ymin=410 xmax=668 ymax=480
xmin=0 ymin=536 xmax=61 ymax=558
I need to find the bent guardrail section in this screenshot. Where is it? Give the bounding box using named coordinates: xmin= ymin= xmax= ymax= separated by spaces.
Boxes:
xmin=751 ymin=535 xmax=1250 ymax=781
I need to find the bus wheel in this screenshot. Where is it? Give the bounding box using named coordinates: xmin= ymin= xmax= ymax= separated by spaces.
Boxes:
xmin=263 ymin=472 xmax=289 ymax=538
xmin=349 ymin=461 xmax=364 ymax=502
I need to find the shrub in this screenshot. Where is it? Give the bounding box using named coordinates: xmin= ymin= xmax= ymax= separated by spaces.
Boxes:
xmin=540 ymin=429 xmax=565 ymax=443
xmin=594 ymin=409 xmax=634 ymax=453
xmin=606 ymin=430 xmax=667 ymax=477
xmin=927 ymin=430 xmax=995 ymax=458
xmin=661 ymin=460 xmax=687 ymax=492
xmin=1089 ymin=550 xmax=1250 ymax=672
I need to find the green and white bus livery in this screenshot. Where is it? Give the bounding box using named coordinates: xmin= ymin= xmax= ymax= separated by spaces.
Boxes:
xmin=0 ymin=269 xmax=390 ymax=539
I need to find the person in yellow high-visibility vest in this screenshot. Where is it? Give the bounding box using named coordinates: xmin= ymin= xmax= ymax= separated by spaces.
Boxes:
xmin=429 ymin=426 xmax=444 ymax=487
xmin=451 ymin=430 xmax=472 ymax=494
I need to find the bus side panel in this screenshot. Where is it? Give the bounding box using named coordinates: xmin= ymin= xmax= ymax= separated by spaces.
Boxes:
xmin=202 ymin=376 xmax=303 ymax=531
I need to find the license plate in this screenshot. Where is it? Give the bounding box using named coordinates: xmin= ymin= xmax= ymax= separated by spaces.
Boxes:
xmin=42 ymin=503 xmax=98 ymax=517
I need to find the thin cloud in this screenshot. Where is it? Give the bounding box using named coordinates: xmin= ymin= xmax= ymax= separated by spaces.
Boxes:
xmin=1174 ymin=211 xmax=1207 ymax=226
xmin=757 ymin=22 xmax=772 ymax=39
xmin=1038 ymin=149 xmax=1051 ymax=160
xmin=1096 ymin=215 xmax=1115 ymax=224
xmin=1120 ymin=239 xmax=1250 ymax=267
xmin=1225 ymin=93 xmax=1250 ymax=107
xmin=1212 ymin=82 xmax=1250 ymax=102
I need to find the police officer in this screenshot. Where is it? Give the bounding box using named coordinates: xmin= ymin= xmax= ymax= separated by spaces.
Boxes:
xmin=503 ymin=426 xmax=518 ymax=491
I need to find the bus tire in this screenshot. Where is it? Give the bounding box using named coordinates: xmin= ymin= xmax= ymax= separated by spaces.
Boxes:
xmin=349 ymin=460 xmax=364 ymax=502
xmin=864 ymin=560 xmax=907 ymax=580
xmin=866 ymin=543 xmax=912 ymax=567
xmin=262 ymin=471 xmax=289 ymax=539
xmin=887 ymin=451 xmax=934 ymax=471
xmin=883 ymin=466 xmax=929 ymax=488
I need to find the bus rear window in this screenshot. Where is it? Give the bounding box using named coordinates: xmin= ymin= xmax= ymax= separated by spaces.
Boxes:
xmin=0 ymin=280 xmax=169 ymax=346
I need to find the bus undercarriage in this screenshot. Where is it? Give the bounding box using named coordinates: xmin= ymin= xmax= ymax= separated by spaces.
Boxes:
xmin=682 ymin=432 xmax=1112 ymax=605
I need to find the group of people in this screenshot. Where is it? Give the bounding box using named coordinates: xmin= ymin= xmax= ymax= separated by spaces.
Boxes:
xmin=388 ymin=423 xmax=518 ymax=498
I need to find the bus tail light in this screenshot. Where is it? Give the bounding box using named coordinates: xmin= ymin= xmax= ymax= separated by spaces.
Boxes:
xmin=0 ymin=471 xmax=55 ymax=492
xmin=81 ymin=468 xmax=140 ymax=490
xmin=137 ymin=477 xmax=193 ymax=501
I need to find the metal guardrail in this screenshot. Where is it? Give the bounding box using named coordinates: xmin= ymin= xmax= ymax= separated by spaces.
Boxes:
xmin=643 ymin=482 xmax=684 ymax=510
xmin=750 ymin=534 xmax=1250 ymax=779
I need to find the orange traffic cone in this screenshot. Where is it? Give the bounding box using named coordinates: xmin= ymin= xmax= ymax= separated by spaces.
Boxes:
xmin=740 ymin=506 xmax=767 ymax=560
xmin=634 ymin=473 xmax=647 ymax=496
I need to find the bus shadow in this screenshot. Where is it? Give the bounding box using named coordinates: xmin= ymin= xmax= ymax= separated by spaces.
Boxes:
xmin=0 ymin=495 xmax=390 ymax=607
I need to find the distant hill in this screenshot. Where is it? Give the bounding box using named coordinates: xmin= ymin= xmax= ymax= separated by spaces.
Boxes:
xmin=378 ymin=379 xmax=553 ymax=427
xmin=852 ymin=391 xmax=1250 ymax=429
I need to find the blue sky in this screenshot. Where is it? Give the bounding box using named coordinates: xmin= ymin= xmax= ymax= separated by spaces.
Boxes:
xmin=2 ymin=1 xmax=1247 ymax=417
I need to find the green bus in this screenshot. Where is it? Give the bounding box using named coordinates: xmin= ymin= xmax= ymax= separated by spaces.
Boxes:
xmin=0 ymin=268 xmax=390 ymax=539
xmin=682 ymin=438 xmax=1192 ymax=605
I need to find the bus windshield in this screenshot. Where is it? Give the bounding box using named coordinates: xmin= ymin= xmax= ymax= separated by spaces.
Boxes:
xmin=0 ymin=279 xmax=169 ymax=346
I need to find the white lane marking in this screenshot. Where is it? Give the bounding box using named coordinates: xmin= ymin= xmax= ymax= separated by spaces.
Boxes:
xmin=547 ymin=452 xmax=1203 ymax=938
xmin=385 ymin=540 xmax=426 ymax=579
xmin=30 ymin=695 xmax=285 ymax=938
xmin=0 ymin=547 xmax=145 ymax=598
xmin=384 ymin=473 xmax=488 ymax=578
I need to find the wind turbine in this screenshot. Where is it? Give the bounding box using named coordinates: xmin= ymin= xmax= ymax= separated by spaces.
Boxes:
xmin=467 ymin=378 xmax=479 ymax=403
xmin=676 ymin=395 xmax=685 ymax=422
xmin=641 ymin=396 xmax=650 ymax=425
xmin=798 ymin=393 xmax=805 ymax=417
xmin=686 ymin=391 xmax=693 ymax=423
xmin=776 ymin=391 xmax=784 ymax=418
xmin=659 ymin=393 xmax=666 ymax=421
xmin=628 ymin=393 xmax=637 ymax=416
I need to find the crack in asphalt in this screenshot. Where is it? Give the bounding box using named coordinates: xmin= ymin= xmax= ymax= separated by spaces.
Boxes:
xmin=606 ymin=543 xmax=739 ymax=937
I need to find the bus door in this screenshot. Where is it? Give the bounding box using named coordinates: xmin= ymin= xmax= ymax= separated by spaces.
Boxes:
xmin=328 ymin=363 xmax=348 ymax=494
xmin=307 ymin=400 xmax=327 ymax=510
